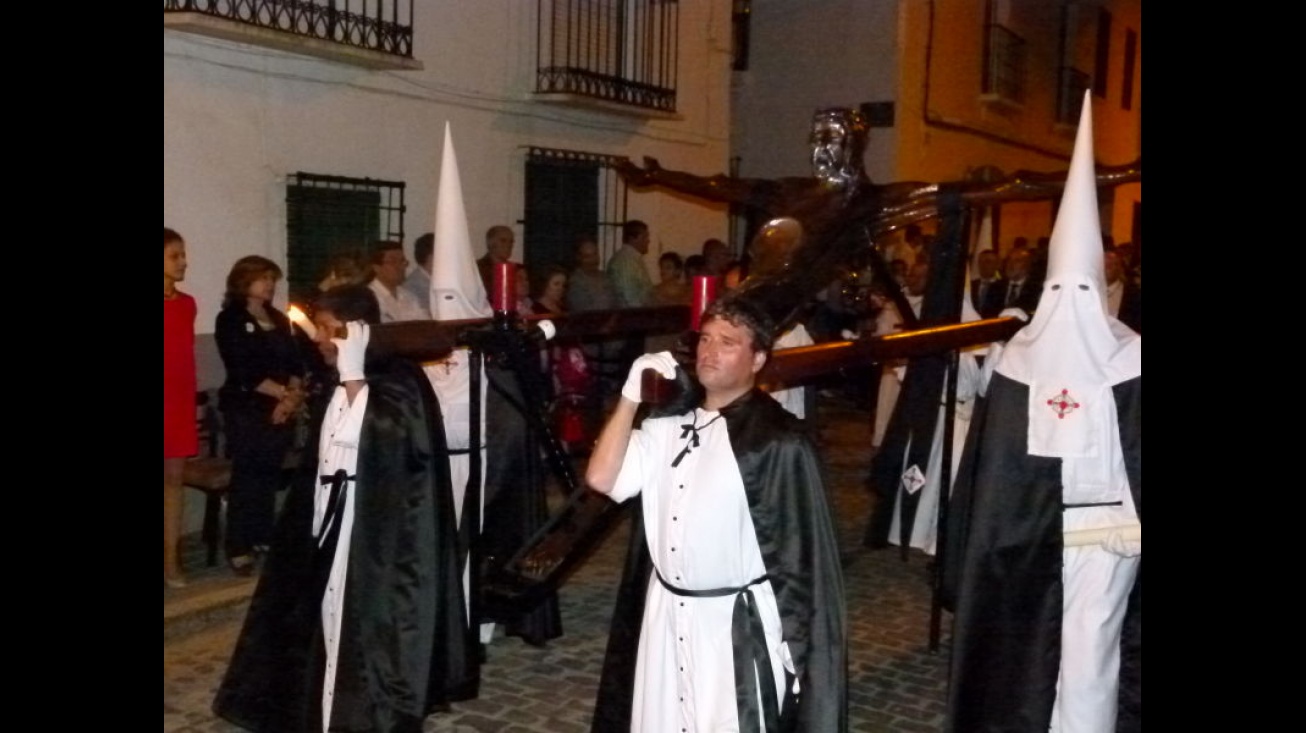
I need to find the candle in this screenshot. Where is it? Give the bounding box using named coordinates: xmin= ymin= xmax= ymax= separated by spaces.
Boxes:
xmin=690 ymin=275 xmax=717 ymax=331
xmin=287 ymin=304 xmax=317 ymax=340
xmin=492 ymin=262 xmax=515 ymax=313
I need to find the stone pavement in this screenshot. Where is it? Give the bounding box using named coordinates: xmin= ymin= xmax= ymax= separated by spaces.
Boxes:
xmin=164 ymin=394 xmax=955 ymax=732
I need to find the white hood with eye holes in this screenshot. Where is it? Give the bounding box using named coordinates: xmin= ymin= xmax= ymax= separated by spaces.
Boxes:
xmin=994 ymin=92 xmax=1141 ymax=460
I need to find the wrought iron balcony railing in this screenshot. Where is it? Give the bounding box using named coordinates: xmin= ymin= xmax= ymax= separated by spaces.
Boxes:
xmin=164 ymin=0 xmax=415 ymax=60
xmin=535 ymin=0 xmax=679 ymax=114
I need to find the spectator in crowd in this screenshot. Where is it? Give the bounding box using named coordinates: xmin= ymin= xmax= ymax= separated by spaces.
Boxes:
xmin=164 ymin=227 xmax=197 ymax=589
xmin=971 ymin=249 xmax=1005 ymax=319
xmin=214 ymin=255 xmax=305 ymax=576
xmin=368 ymin=240 xmax=430 ymax=322
xmin=683 ymin=254 xmax=707 ymax=281
xmin=567 ymin=234 xmax=618 ymax=313
xmin=403 ymin=232 xmax=435 ymax=305
xmin=701 ymin=237 xmax=732 ymax=279
xmin=650 ymin=251 xmax=691 ymax=306
xmin=477 ymin=225 xmax=519 ymax=299
xmin=565 ymin=234 xmax=622 ymax=426
xmin=607 ymin=220 xmax=654 ymax=308
xmin=1001 ymin=247 xmax=1042 ymax=314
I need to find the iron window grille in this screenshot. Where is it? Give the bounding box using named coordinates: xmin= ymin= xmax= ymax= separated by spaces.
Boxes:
xmin=535 ymin=0 xmax=680 ymax=113
xmin=523 ymin=147 xmax=629 ymax=273
xmin=163 ymin=0 xmax=416 ymax=58
xmin=982 ymin=22 xmax=1027 ymax=106
xmin=1056 ymin=66 xmax=1090 ymax=125
xmin=285 ymin=172 xmax=405 ymax=304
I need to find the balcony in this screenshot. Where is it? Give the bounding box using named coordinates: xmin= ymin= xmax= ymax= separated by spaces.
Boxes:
xmin=534 ymin=0 xmax=680 ymax=118
xmin=981 ymin=22 xmax=1026 ymax=110
xmin=163 ymin=0 xmax=423 ymax=71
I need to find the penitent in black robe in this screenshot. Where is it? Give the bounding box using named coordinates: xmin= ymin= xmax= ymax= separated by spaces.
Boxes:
xmin=941 ymin=373 xmax=1141 ymax=733
xmin=591 ymin=389 xmax=848 ymax=733
xmin=213 ymin=357 xmax=479 ymax=733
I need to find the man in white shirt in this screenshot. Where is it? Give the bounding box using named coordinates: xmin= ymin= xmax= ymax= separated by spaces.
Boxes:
xmin=368 ymin=239 xmax=430 ymax=322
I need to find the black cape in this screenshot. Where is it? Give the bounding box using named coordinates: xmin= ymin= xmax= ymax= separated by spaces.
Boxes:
xmin=477 ymin=360 xmax=563 ymax=646
xmin=213 ymin=357 xmax=479 ymax=733
xmin=941 ymin=373 xmax=1141 ymax=733
xmin=864 ymin=189 xmax=969 ymax=552
xmin=591 ymin=389 xmax=848 ymax=732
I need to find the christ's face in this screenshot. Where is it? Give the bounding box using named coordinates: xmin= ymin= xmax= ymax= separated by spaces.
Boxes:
xmin=810 ymin=120 xmax=852 ymax=184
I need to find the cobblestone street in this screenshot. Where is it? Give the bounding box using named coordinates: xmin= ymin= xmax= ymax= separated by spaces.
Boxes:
xmin=165 ymin=395 xmax=954 ymax=732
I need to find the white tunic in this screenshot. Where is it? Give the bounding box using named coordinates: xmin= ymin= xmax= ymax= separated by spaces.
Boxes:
xmin=610 ymin=409 xmax=791 ymax=733
xmin=312 ymin=384 xmax=369 ymax=733
xmin=769 ymin=324 xmax=814 ymax=419
xmin=1050 ymin=390 xmax=1140 ymax=733
xmin=423 ymin=347 xmax=488 ymax=628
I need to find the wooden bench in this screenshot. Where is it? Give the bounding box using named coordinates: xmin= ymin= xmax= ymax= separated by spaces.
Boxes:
xmin=182 ymin=391 xmax=302 ymax=567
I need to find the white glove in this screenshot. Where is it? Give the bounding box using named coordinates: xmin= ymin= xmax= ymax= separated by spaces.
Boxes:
xmin=622 ymin=351 xmax=679 ymax=403
xmin=1102 ymin=528 xmax=1141 ymax=558
xmin=333 ymin=320 xmax=370 ymax=383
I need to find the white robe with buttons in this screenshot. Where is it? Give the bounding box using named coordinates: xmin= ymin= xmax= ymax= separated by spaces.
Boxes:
xmin=609 ymin=408 xmax=791 ymax=733
xmin=311 ymin=384 xmax=369 ymax=733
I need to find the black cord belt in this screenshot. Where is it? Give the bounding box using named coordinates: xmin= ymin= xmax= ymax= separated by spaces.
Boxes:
xmin=655 ymin=568 xmax=780 ymax=732
xmin=312 ymin=469 xmax=354 ymax=600
xmin=1063 ymin=500 xmax=1123 ymax=509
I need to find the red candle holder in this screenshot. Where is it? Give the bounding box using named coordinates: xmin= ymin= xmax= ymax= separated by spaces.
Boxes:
xmin=690 ymin=275 xmax=717 ymax=331
xmin=492 ymin=262 xmax=515 ymax=313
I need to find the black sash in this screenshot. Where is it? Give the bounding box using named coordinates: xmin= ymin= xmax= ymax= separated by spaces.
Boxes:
xmin=312 ymin=469 xmax=353 ymax=601
xmin=655 ymin=568 xmax=780 ymax=732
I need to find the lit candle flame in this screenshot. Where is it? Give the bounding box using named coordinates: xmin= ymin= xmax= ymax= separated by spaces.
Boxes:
xmin=287 ymin=304 xmax=317 ymax=339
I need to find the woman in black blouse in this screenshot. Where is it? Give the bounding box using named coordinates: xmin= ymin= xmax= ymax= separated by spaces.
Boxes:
xmin=215 ymin=256 xmax=305 ymax=575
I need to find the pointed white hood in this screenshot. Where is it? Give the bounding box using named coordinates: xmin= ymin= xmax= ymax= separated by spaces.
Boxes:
xmin=993 ymin=92 xmax=1141 ymax=458
xmin=430 ymin=123 xmax=492 ymax=321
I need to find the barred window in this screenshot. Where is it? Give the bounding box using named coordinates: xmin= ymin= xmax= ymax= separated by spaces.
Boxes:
xmin=523 ymin=148 xmax=629 ymax=275
xmin=285 ymin=173 xmax=405 ymax=304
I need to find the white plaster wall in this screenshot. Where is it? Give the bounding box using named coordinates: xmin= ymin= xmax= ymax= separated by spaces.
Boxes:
xmin=165 ymin=0 xmax=735 ymax=336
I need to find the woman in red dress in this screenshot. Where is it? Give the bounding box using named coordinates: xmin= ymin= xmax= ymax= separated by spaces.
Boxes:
xmin=163 ymin=228 xmax=198 ymax=588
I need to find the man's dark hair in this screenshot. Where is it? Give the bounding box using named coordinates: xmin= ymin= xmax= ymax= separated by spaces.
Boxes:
xmin=164 ymin=227 xmax=183 ymax=248
xmin=370 ymin=240 xmax=403 ymax=265
xmin=316 ymin=283 xmax=382 ymax=326
xmin=622 ymin=220 xmax=648 ymax=243
xmin=702 ymin=293 xmax=777 ymax=355
xmin=684 ymin=254 xmax=706 ymax=277
xmin=659 ymin=251 xmax=684 ymax=269
xmin=414 ymin=233 xmax=435 ymax=267
xmin=701 ymin=238 xmax=727 ymax=256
